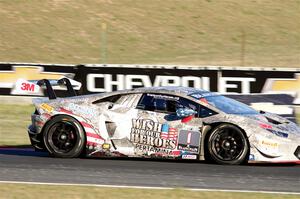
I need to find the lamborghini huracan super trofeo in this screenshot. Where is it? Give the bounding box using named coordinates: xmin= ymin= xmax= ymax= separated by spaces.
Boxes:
xmin=26 ymin=78 xmax=300 ymax=165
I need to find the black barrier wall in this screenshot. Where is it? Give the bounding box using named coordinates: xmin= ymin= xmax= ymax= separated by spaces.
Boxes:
xmin=0 ymin=62 xmax=299 ymax=122
xmin=79 ymin=64 xmax=299 ymax=98
xmin=1 ymin=63 xmax=299 ymax=98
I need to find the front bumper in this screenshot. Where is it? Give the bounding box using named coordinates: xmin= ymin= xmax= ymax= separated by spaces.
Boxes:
xmin=248 ymin=140 xmax=300 ymax=163
xmin=247 ymin=129 xmax=300 ymax=163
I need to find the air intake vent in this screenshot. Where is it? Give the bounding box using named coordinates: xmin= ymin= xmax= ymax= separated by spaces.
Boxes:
xmin=294 ymin=146 xmax=300 ymax=160
xmin=265 ymin=117 xmax=282 ymax=125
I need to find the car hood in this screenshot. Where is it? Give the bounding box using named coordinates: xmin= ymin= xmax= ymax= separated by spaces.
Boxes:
xmin=241 ymin=112 xmax=300 ymax=136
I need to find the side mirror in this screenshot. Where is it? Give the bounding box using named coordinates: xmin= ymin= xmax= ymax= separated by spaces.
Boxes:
xmin=176 ymin=108 xmax=197 ymax=118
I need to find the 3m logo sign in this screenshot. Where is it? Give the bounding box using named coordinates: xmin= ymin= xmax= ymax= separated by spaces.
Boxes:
xmin=21 ymin=83 xmax=35 ymax=92
xmin=12 ymin=79 xmax=41 ymax=95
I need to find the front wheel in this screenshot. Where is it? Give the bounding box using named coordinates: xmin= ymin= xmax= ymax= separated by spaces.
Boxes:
xmin=43 ymin=115 xmax=86 ymax=158
xmin=206 ymin=124 xmax=249 ymax=165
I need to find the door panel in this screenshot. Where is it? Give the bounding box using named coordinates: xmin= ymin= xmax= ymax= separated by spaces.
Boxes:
xmin=130 ymin=93 xmax=203 ymax=159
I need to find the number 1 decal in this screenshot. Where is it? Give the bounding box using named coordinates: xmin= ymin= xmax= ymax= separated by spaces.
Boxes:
xmin=186 ymin=132 xmax=192 ymax=144
xmin=178 ymin=130 xmax=200 ymax=153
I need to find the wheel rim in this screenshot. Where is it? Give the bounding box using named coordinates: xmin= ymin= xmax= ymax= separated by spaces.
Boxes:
xmin=211 ymin=128 xmax=245 ymax=161
xmin=47 ymin=121 xmax=78 ymax=153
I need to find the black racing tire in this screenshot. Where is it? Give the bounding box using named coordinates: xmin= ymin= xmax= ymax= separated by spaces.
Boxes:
xmin=43 ymin=115 xmax=86 ymax=158
xmin=206 ymin=124 xmax=249 ymax=165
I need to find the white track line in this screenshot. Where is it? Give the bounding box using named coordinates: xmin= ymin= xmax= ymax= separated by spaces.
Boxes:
xmin=0 ymin=181 xmax=300 ymax=195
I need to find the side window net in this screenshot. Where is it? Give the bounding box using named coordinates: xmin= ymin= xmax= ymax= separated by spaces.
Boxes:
xmin=137 ymin=93 xmax=216 ymax=118
xmin=136 ymin=94 xmax=155 ymax=111
xmin=137 ymin=94 xmax=188 ymax=114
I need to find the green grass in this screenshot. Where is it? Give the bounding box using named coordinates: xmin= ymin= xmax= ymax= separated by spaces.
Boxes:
xmin=0 ymin=0 xmax=299 ymax=67
xmin=0 ymin=183 xmax=299 ymax=199
xmin=0 ymin=104 xmax=33 ymax=146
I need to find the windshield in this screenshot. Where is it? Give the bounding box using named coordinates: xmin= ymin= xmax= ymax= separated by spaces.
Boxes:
xmin=204 ymin=95 xmax=258 ymax=115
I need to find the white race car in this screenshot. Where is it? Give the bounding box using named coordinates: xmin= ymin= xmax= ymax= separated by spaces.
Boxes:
xmin=26 ymin=78 xmax=300 ymax=165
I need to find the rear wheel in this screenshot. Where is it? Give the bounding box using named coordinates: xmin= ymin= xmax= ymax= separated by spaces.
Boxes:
xmin=43 ymin=115 xmax=85 ymax=158
xmin=206 ymin=124 xmax=249 ymax=165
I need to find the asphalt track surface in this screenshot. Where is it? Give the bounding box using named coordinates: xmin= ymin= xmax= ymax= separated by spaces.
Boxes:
xmin=0 ymin=147 xmax=300 ymax=193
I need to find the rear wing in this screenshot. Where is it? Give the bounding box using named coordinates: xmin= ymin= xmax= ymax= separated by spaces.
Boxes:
xmin=13 ymin=77 xmax=82 ymax=99
xmin=37 ymin=78 xmax=80 ymax=99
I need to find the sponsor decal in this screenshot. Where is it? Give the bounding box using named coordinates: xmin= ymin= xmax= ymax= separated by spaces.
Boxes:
xmin=255 ymin=138 xmax=281 ymax=157
xmin=12 ymin=79 xmax=41 ymax=95
xmin=182 ymin=154 xmax=197 ymax=160
xmin=130 ymin=119 xmax=178 ymax=155
xmin=147 ymin=93 xmax=179 ymax=100
xmin=11 ymin=79 xmax=40 ymax=95
xmin=40 ymin=103 xmax=54 ymax=113
xmin=102 ymin=143 xmax=111 ymax=150
xmin=177 ymin=130 xmax=200 ymax=153
xmin=260 ymin=140 xmax=279 ymax=148
xmin=20 ymin=82 xmax=35 ymax=92
xmin=66 ymin=103 xmax=97 ymax=117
